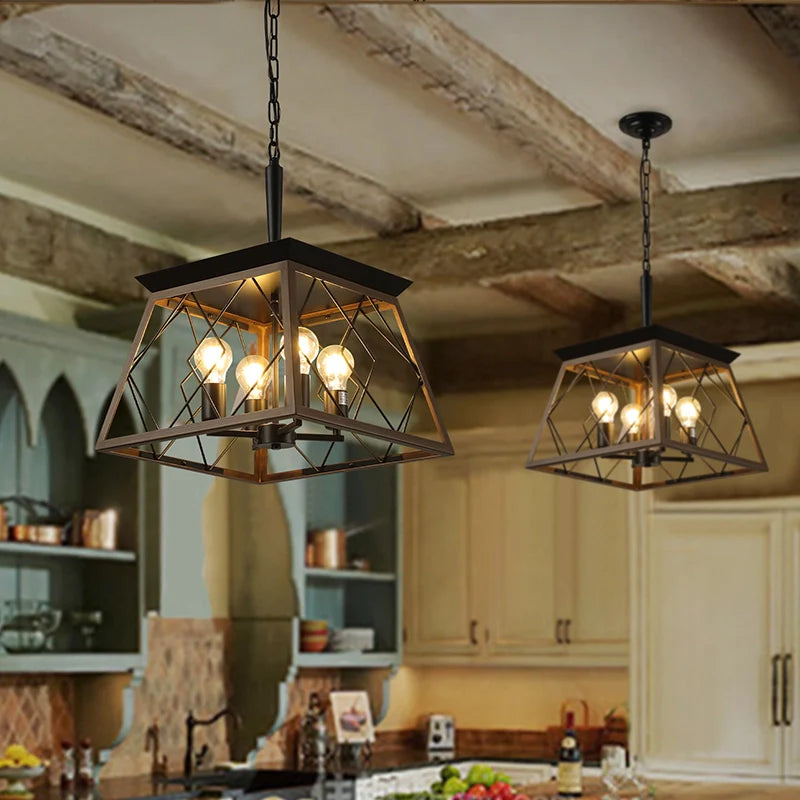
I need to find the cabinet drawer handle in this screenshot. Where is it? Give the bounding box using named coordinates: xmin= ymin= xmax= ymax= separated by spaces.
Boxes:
xmin=470 ymin=619 xmax=478 ymax=646
xmin=772 ymin=654 xmax=781 ymax=726
xmin=555 ymin=619 xmax=562 ymax=644
xmin=784 ymin=654 xmax=793 ymax=726
xmin=564 ymin=619 xmax=572 ymax=644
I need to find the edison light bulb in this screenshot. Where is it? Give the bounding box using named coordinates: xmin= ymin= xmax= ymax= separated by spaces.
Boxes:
xmin=675 ymin=396 xmax=702 ymax=444
xmin=193 ymin=338 xmax=232 ymax=383
xmin=591 ymin=390 xmax=618 ymax=447
xmin=317 ymin=345 xmax=355 ymax=392
xmin=236 ymin=354 xmax=270 ymax=414
xmin=620 ymin=403 xmax=643 ymax=438
xmin=662 ymin=385 xmax=678 ymax=417
xmin=279 ymin=326 xmax=320 ymax=376
xmin=317 ymin=344 xmax=355 ymax=416
xmin=591 ymin=391 xmax=619 ymax=423
xmin=193 ymin=338 xmax=232 ymax=420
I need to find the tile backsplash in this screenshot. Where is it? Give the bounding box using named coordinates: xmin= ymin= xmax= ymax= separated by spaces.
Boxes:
xmin=0 ymin=617 xmax=338 ymax=780
xmin=0 ymin=675 xmax=74 ymax=762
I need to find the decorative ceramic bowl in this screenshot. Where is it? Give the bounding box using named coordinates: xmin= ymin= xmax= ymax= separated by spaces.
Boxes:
xmin=0 ymin=765 xmax=46 ymax=800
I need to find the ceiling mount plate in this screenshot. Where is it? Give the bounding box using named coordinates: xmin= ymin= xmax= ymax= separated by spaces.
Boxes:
xmin=619 ymin=111 xmax=672 ymax=140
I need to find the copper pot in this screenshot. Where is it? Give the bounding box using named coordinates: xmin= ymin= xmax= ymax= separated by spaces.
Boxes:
xmin=75 ymin=509 xmax=118 ymax=550
xmin=309 ymin=528 xmax=346 ymax=569
xmin=10 ymin=524 xmax=64 ymax=545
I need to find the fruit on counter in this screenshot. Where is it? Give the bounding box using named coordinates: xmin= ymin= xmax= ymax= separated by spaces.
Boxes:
xmin=466 ymin=765 xmax=496 ymax=788
xmin=440 ymin=765 xmax=462 ymax=782
xmin=488 ymin=782 xmax=513 ymax=800
xmin=466 ymin=785 xmax=489 ymax=799
xmin=0 ymin=744 xmax=42 ymax=768
xmin=442 ymin=777 xmax=469 ymax=796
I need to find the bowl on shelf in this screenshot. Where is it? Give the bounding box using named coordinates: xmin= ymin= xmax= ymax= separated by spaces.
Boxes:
xmin=329 ymin=627 xmax=375 ymax=653
xmin=0 ymin=601 xmax=62 ymax=654
xmin=300 ymin=619 xmax=329 ymax=653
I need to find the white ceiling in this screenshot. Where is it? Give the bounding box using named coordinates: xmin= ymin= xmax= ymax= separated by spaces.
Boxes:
xmin=1 ymin=2 xmax=799 ymax=338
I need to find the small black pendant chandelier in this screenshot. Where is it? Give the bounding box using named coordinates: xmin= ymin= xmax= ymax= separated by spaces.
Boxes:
xmin=96 ymin=0 xmax=452 ymax=483
xmin=526 ymin=111 xmax=767 ymax=490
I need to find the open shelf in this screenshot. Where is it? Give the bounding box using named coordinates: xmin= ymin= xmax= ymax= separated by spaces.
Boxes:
xmin=0 ymin=542 xmax=136 ymax=562
xmin=296 ymin=651 xmax=399 ymax=669
xmin=0 ymin=652 xmax=145 ymax=674
xmin=304 ymin=568 xmax=395 ymax=583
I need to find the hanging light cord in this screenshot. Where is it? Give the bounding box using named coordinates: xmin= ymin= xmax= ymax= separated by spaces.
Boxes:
xmin=265 ymin=0 xmax=280 ymax=164
xmin=263 ymin=0 xmax=284 ymax=242
xmin=639 ymin=136 xmax=653 ymax=326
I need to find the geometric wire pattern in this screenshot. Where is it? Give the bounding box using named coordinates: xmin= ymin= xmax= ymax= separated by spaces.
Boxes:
xmin=526 ymin=326 xmax=767 ymax=490
xmin=96 ymin=241 xmax=452 ymax=483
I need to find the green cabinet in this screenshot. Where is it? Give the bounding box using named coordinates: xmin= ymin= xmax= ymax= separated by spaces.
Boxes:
xmin=0 ymin=310 xmax=146 ymax=673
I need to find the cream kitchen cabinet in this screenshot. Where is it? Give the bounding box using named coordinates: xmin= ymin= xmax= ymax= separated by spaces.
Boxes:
xmin=403 ymin=429 xmax=629 ymax=667
xmin=632 ymin=498 xmax=800 ymax=781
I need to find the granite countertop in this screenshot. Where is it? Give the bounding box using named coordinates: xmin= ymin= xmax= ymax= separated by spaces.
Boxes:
xmin=30 ymin=766 xmax=800 ymax=800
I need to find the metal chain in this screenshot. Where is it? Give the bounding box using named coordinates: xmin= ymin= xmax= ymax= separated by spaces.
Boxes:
xmin=265 ymin=0 xmax=280 ymax=163
xmin=640 ymin=136 xmax=651 ymax=274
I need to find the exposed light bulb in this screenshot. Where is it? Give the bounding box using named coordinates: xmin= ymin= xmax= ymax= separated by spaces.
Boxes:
xmin=675 ymin=396 xmax=701 ymax=426
xmin=279 ymin=326 xmax=320 ymax=376
xmin=317 ymin=344 xmax=355 ymax=416
xmin=193 ymin=338 xmax=233 ymax=384
xmin=317 ymin=345 xmax=355 ymax=392
xmin=591 ymin=391 xmax=619 ymax=424
xmin=675 ymin=395 xmax=702 ymax=445
xmin=236 ymin=355 xmax=270 ymax=401
xmin=620 ymin=403 xmax=643 ymax=437
xmin=193 ymin=337 xmax=232 ymax=420
xmin=662 ymin=385 xmax=678 ymax=417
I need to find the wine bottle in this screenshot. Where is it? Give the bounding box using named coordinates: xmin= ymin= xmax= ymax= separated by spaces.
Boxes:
xmin=557 ymin=711 xmax=583 ymax=798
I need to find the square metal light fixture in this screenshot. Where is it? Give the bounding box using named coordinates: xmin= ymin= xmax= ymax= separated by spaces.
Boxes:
xmin=526 ymin=325 xmax=767 ymax=490
xmin=526 ymin=111 xmax=767 ymax=490
xmin=95 ymin=239 xmax=452 ymax=483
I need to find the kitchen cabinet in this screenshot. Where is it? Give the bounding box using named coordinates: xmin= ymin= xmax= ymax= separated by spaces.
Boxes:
xmin=0 ymin=309 xmax=146 ymax=673
xmin=632 ymin=497 xmax=800 ymax=781
xmin=403 ymin=428 xmax=629 ymax=667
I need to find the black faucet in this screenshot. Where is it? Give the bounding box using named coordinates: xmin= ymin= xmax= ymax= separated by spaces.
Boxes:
xmin=183 ymin=707 xmax=239 ymax=778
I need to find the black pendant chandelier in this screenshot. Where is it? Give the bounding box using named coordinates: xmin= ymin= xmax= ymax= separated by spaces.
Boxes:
xmin=526 ymin=111 xmax=767 ymax=490
xmin=95 ymin=0 xmax=452 ymax=483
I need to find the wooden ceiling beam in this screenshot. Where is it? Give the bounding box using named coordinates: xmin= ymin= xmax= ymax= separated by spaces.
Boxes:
xmin=749 ymin=6 xmax=800 ymax=64
xmin=487 ymin=273 xmax=624 ymax=330
xmin=685 ymin=251 xmax=800 ymax=309
xmin=0 ymin=4 xmax=50 ymax=22
xmin=0 ymin=192 xmax=177 ymax=304
xmin=428 ymin=304 xmax=800 ymax=394
xmin=320 ymin=5 xmax=679 ymax=203
xmin=0 ymin=16 xmax=420 ymax=235
xmin=329 ymin=178 xmax=800 ymax=288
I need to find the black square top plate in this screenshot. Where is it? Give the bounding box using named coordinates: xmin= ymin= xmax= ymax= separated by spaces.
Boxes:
xmin=136 ymin=238 xmax=412 ymax=298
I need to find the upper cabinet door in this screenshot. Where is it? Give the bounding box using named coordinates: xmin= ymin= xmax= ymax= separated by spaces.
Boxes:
xmin=563 ymin=481 xmax=630 ymax=651
xmin=403 ymin=458 xmax=478 ymax=656
xmin=644 ymin=512 xmax=783 ymax=778
xmin=475 ymin=456 xmax=562 ymax=656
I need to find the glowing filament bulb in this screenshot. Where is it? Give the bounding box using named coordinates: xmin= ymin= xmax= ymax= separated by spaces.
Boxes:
xmin=316 ymin=345 xmax=355 ymax=392
xmin=675 ymin=396 xmax=701 ymax=428
xmin=621 ymin=403 xmax=644 ymax=436
xmin=662 ymin=385 xmax=678 ymax=417
xmin=236 ymin=355 xmax=270 ymax=400
xmin=591 ymin=391 xmax=619 ymax=423
xmin=193 ymin=338 xmax=232 ymax=384
xmin=280 ymin=326 xmax=320 ymax=375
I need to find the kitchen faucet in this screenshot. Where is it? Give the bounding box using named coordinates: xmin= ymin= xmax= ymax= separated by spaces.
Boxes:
xmin=183 ymin=707 xmax=239 ymax=777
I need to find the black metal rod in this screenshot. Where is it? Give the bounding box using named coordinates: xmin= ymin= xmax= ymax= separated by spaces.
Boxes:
xmin=266 ymin=158 xmax=283 ymax=242
xmin=640 ymin=271 xmax=653 ymax=326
